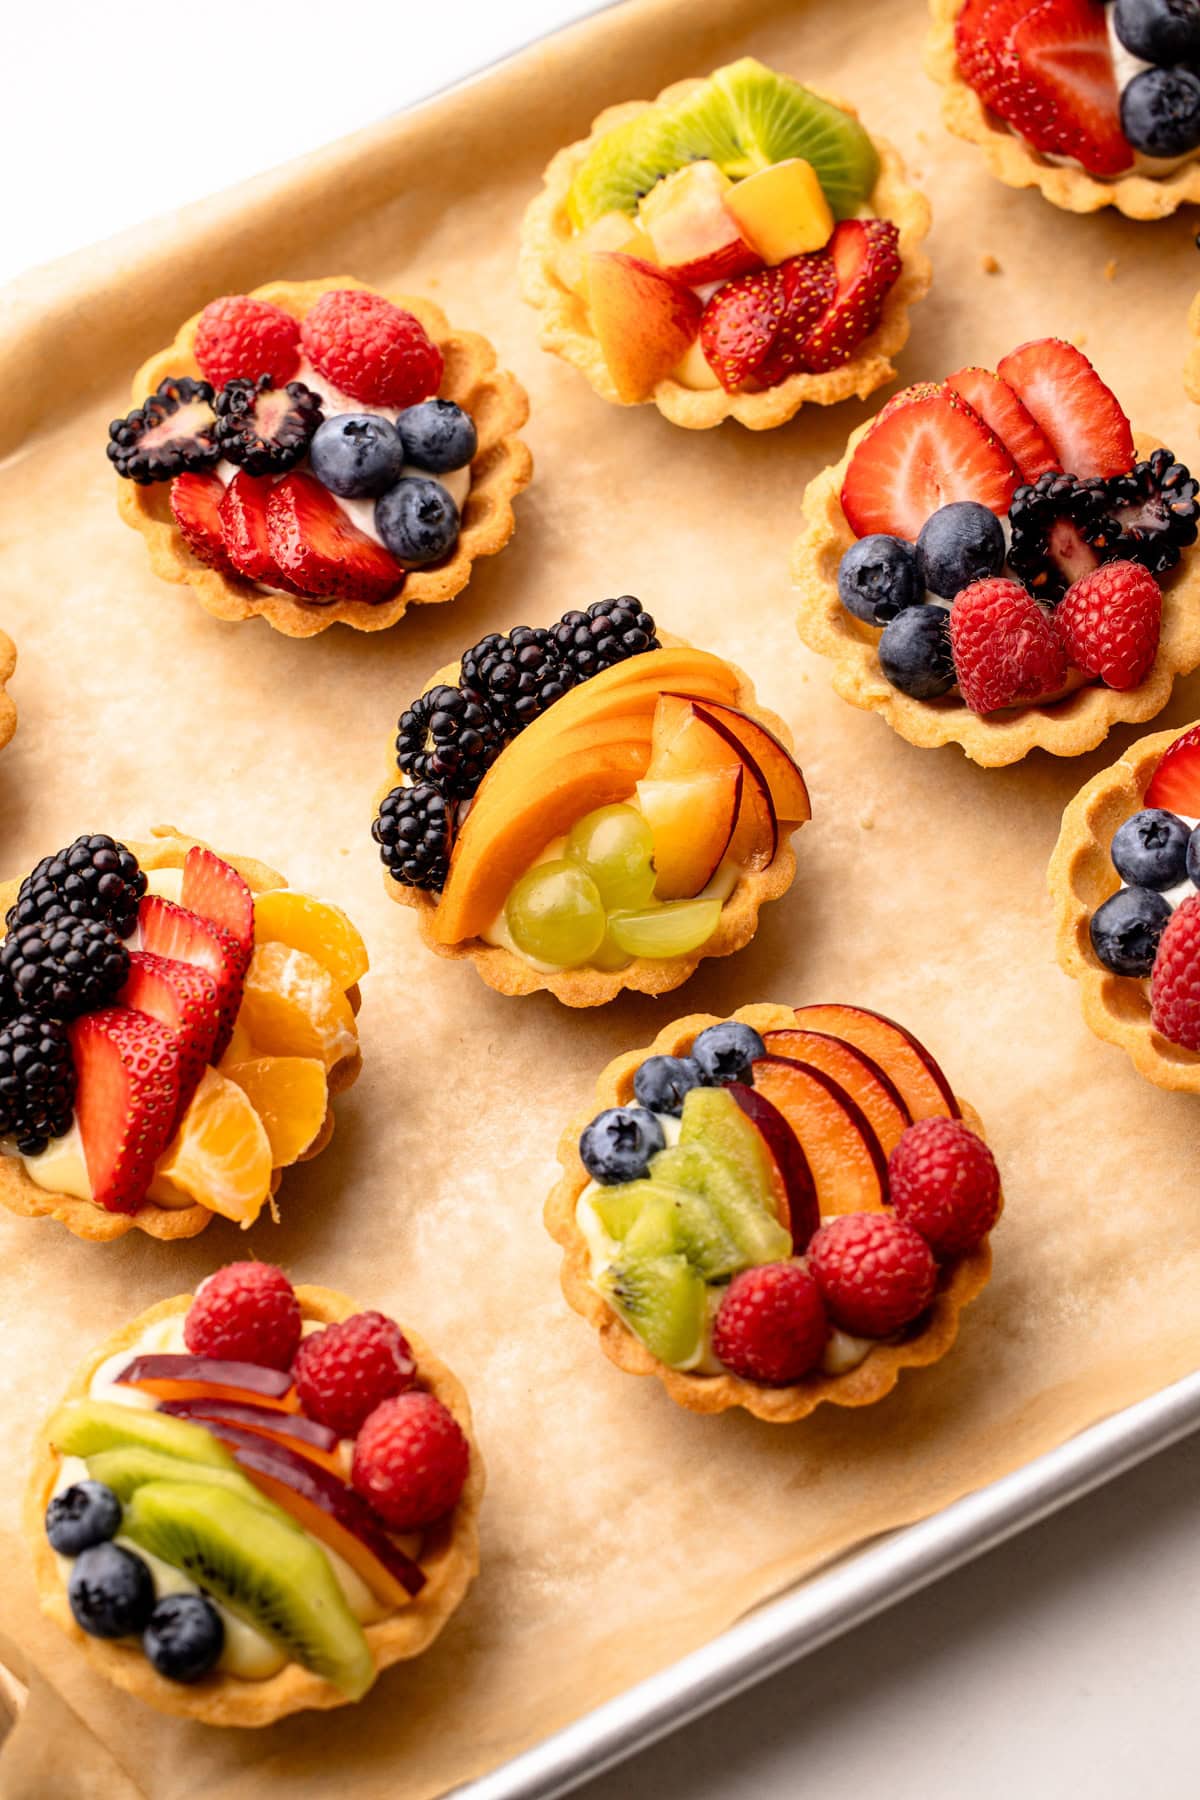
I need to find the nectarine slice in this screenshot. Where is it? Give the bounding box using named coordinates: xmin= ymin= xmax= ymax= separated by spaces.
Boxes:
xmin=637 ymin=766 xmax=742 ymax=899
xmin=587 ymin=252 xmax=704 ymax=401
xmin=648 ymin=695 xmax=776 ymax=871
xmin=761 ymin=1029 xmax=911 ymax=1154
xmin=159 ymin=1397 xmax=346 ymax=1478
xmin=791 ymin=1005 xmax=959 ymax=1121
xmin=749 ymin=1056 xmax=888 ymax=1217
xmin=114 ymin=1355 xmax=299 ymax=1413
xmin=686 ymin=699 xmax=811 ymax=827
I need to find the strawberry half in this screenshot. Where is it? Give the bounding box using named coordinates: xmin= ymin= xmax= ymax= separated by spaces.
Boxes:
xmin=266 ymin=471 xmax=404 ymax=604
xmin=1147 ymin=725 xmax=1200 ymax=815
xmin=70 ymin=1007 xmax=182 ymax=1213
xmin=699 ymin=254 xmax=836 ymax=392
xmin=840 ymin=382 xmax=1020 ymax=541
xmin=945 ymin=366 xmax=1060 ymax=482
xmin=796 ymin=220 xmax=901 ymax=375
xmin=170 ymin=473 xmax=234 ymax=574
xmin=218 ymin=470 xmax=306 ymax=595
xmin=1004 ymin=0 xmax=1131 ymax=179
xmin=138 ymin=895 xmax=244 ymax=1059
xmin=120 ymin=950 xmax=219 ymax=1127
xmin=997 ymin=339 xmax=1135 ymax=480
xmin=181 ymin=847 xmax=255 ymax=978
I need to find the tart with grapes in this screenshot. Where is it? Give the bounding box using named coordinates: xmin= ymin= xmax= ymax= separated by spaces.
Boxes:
xmin=0 ymin=627 xmax=14 ymax=753
xmin=111 ymin=278 xmax=531 ymax=638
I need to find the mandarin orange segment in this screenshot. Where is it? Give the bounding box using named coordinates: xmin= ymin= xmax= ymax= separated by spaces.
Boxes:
xmin=224 ymin=1056 xmax=328 ymax=1167
xmin=237 ymin=942 xmax=358 ymax=1071
xmin=252 ymin=890 xmax=368 ymax=991
xmin=147 ymin=1067 xmax=273 ymax=1225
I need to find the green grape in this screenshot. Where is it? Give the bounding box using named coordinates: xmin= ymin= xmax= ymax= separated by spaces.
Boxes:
xmin=565 ymin=805 xmax=657 ymax=911
xmin=608 ymin=898 xmax=722 ymax=960
xmin=505 ymin=860 xmax=607 ymax=967
xmin=591 ymin=928 xmax=634 ymax=972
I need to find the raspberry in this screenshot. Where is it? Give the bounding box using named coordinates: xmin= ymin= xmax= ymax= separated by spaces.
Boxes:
xmin=300 ymin=289 xmax=443 ymax=409
xmin=711 ymin=1263 xmax=828 ymax=1384
xmin=351 ymin=1392 xmax=469 ymax=1530
xmin=888 ymin=1118 xmax=1001 ymax=1258
xmin=948 ymin=577 xmax=1068 ymax=714
xmin=193 ymin=295 xmax=301 ymax=390
xmin=291 ymin=1310 xmax=416 ymax=1437
xmin=1150 ymin=893 xmax=1200 ymax=1051
xmin=1055 ymin=560 xmax=1162 ymax=691
xmin=184 ymin=1262 xmax=301 ymax=1370
xmin=806 ymin=1212 xmax=937 ymax=1337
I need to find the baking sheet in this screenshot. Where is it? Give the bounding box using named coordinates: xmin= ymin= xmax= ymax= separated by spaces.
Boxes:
xmin=2 ymin=0 xmax=1200 ymax=1795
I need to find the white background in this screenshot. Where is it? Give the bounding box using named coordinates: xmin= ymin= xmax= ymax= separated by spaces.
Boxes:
xmin=5 ymin=3 xmax=1198 ymax=1795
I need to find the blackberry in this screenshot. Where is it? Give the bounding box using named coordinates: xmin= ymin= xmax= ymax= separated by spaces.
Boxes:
xmin=394 ymin=684 xmax=501 ymax=800
xmin=1 ymin=917 xmax=130 ymax=1020
xmin=213 ymin=375 xmax=324 ymax=476
xmin=549 ymin=596 xmax=660 ymax=683
xmin=7 ymin=835 xmax=146 ymax=939
xmin=372 ymin=785 xmax=452 ymax=891
xmin=1007 ymin=472 xmax=1120 ymax=601
xmin=0 ymin=1013 xmax=76 ymax=1154
xmin=459 ymin=627 xmax=576 ymax=733
xmin=107 ymin=377 xmax=220 ymax=484
xmin=1105 ymin=449 xmax=1200 ymax=579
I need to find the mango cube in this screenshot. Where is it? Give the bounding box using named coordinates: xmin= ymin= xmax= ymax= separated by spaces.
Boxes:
xmin=724 ymin=158 xmax=834 ymax=265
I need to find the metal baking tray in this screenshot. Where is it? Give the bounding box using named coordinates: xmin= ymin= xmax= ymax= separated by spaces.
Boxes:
xmin=455 ymin=1366 xmax=1200 ymax=1799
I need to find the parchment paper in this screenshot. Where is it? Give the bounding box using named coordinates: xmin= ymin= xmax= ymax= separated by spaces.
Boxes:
xmin=2 ymin=0 xmax=1199 ymax=1794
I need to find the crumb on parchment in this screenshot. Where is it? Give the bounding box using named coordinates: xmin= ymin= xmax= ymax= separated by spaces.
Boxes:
xmin=980 ymin=252 xmax=1001 ymax=274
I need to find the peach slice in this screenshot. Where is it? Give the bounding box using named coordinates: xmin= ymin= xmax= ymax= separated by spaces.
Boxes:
xmin=647 ymin=695 xmax=776 ymax=871
xmin=686 ymin=699 xmax=812 ymax=827
xmin=636 ymin=766 xmax=742 ymax=899
xmin=791 ymin=1004 xmax=959 ymax=1121
xmin=159 ymin=1398 xmax=345 ymax=1478
xmin=637 ymin=162 xmax=761 ymax=285
xmin=749 ymin=1056 xmax=888 ymax=1216
xmin=587 ymin=252 xmax=704 ymax=402
xmin=761 ymin=1028 xmax=911 ymax=1155
xmin=114 ymin=1355 xmax=299 ymax=1412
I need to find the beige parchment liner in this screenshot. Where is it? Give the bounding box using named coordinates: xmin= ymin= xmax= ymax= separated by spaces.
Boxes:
xmin=2 ymin=0 xmax=1200 ymax=1794
xmin=0 ymin=631 xmax=14 ymax=754
xmin=1186 ymin=288 xmax=1200 ymax=405
xmin=925 ymin=0 xmax=1200 ymax=220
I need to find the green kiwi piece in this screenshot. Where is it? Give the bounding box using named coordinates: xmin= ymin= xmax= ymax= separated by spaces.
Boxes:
xmin=566 ymin=111 xmax=687 ymax=228
xmin=658 ymin=1124 xmax=792 ymax=1267
xmin=592 ymin=1178 xmax=744 ymax=1280
xmin=121 ymin=1481 xmax=375 ymax=1699
xmin=598 ymin=1251 xmax=707 ymax=1368
xmin=49 ymin=1400 xmax=237 ymax=1469
xmin=86 ymin=1445 xmax=273 ymax=1512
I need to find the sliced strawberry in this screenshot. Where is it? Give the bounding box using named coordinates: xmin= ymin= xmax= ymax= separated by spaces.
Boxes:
xmin=699 ymin=255 xmax=836 ymax=393
xmin=69 ymin=1007 xmax=182 ymax=1213
xmin=945 ymin=366 xmax=1060 ymax=482
xmin=1146 ymin=725 xmax=1200 ymax=814
xmin=1004 ymin=0 xmax=1131 ymax=179
xmin=266 ymin=471 xmax=404 ymax=604
xmin=840 ymin=382 xmax=1020 ymax=542
xmin=120 ymin=951 xmax=219 ymax=1127
xmin=796 ymin=220 xmax=901 ymax=375
xmin=170 ymin=473 xmax=234 ymax=574
xmin=997 ymin=339 xmax=1135 ymax=480
xmin=181 ymin=847 xmax=255 ymax=978
xmin=218 ymin=470 xmax=306 ymax=595
xmin=961 ymin=0 xmax=1043 ymax=108
xmin=138 ymin=895 xmax=244 ymax=1059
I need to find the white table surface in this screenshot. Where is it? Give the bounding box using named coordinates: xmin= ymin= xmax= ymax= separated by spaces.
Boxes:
xmin=6 ymin=4 xmax=1197 ymax=1796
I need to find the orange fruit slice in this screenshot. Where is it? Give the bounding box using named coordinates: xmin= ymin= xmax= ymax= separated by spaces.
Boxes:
xmin=148 ymin=1067 xmax=273 ymax=1225
xmin=253 ymin=890 xmax=368 ymax=991
xmin=236 ymin=942 xmax=358 ymax=1071
xmin=224 ymin=1056 xmax=328 ymax=1167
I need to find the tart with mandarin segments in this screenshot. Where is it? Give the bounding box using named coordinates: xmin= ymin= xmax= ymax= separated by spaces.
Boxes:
xmin=520 ymin=57 xmax=931 ymax=430
xmin=0 ymin=829 xmax=365 ymax=1242
xmin=26 ymin=1263 xmax=482 ymax=1724
xmin=545 ymin=1004 xmax=1001 ymax=1422
xmin=370 ymin=600 xmax=810 ymax=1006
xmin=793 ymin=335 xmax=1200 ymax=765
xmin=926 ymin=0 xmax=1200 ymax=219
xmin=111 ymin=278 xmax=531 ymax=638
xmin=0 ymin=627 xmax=14 ymax=753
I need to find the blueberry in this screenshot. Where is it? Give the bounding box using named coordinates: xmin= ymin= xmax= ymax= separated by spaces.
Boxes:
xmin=397 ymin=399 xmax=478 ymax=474
xmin=837 ymin=535 xmax=921 ymax=624
xmin=916 ymin=502 xmax=1006 ymax=599
xmin=691 ymin=1021 xmax=766 ymax=1087
xmin=1121 ymin=66 xmax=1200 ymax=158
xmin=1114 ymin=0 xmax=1200 ymax=65
xmin=878 ymin=605 xmax=956 ymax=699
xmin=1111 ymin=809 xmax=1190 ymax=889
xmin=1089 ymin=886 xmax=1172 ymax=976
xmin=308 ymin=413 xmax=404 ymax=499
xmin=143 ymin=1593 xmax=224 ymax=1683
xmin=375 ymin=477 xmax=460 ymax=565
xmin=633 ymin=1054 xmax=704 ymax=1118
xmin=579 ymin=1106 xmax=666 ymax=1184
xmin=1187 ymin=824 xmax=1200 ymax=888
xmin=68 ymin=1542 xmax=155 ymax=1639
xmin=45 ymin=1480 xmax=121 ymax=1556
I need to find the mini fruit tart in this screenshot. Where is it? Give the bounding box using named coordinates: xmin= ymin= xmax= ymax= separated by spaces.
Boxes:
xmin=26 ymin=1262 xmax=482 ymax=1724
xmin=371 ymin=600 xmax=810 ymax=1005
xmin=519 ymin=57 xmax=931 ymax=430
xmin=793 ymin=336 xmax=1200 ymax=765
xmin=545 ymin=1004 xmax=1000 ymax=1422
xmin=0 ymin=626 xmax=15 ymax=753
xmin=0 ymin=829 xmax=365 ymax=1242
xmin=927 ymin=0 xmax=1200 ymax=218
xmin=111 ymin=278 xmax=531 ymax=638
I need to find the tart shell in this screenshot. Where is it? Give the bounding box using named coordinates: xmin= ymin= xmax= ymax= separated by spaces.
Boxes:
xmin=25 ymin=1284 xmax=484 ymax=1726
xmin=519 ymin=80 xmax=932 ymax=431
xmin=0 ymin=627 xmax=15 ymax=753
xmin=117 ymin=278 xmax=532 ymax=639
xmin=792 ymin=429 xmax=1200 ymax=765
xmin=544 ymin=1003 xmax=997 ymax=1422
xmin=0 ymin=828 xmax=363 ymax=1243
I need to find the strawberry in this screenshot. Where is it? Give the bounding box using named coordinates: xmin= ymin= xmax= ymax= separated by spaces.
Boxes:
xmin=266 ymin=471 xmax=404 ymax=604
xmin=181 ymin=848 xmax=255 ymax=978
xmin=955 ymin=0 xmax=1008 ymax=104
xmin=1150 ymin=894 xmax=1200 ymax=1051
xmin=699 ymin=254 xmax=836 ymax=392
xmin=138 ymin=895 xmax=244 ymax=1059
xmin=218 ymin=470 xmax=306 ymax=595
xmin=840 ymin=382 xmax=1020 ymax=541
xmin=170 ymin=473 xmax=234 ymax=574
xmin=945 ymin=366 xmax=1060 ymax=482
xmin=1003 ymin=0 xmax=1131 ymax=179
xmin=120 ymin=950 xmax=219 ymax=1127
xmin=949 ymin=576 xmax=1069 ymax=713
xmin=997 ymin=339 xmax=1135 ymax=480
xmin=1146 ymin=724 xmax=1200 ymax=813
xmin=796 ymin=220 xmax=901 ymax=375
xmin=69 ymin=1007 xmax=182 ymax=1212
xmin=1055 ymin=560 xmax=1161 ymax=690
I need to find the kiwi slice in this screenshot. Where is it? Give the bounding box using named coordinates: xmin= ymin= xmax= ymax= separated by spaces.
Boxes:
xmin=86 ymin=1445 xmax=272 ymax=1512
xmin=592 ymin=1178 xmax=743 ymax=1281
xmin=121 ymin=1481 xmax=375 ymax=1700
xmin=598 ymin=1251 xmax=707 ymax=1368
xmin=49 ymin=1400 xmax=237 ymax=1469
xmin=668 ymin=1106 xmax=793 ymax=1266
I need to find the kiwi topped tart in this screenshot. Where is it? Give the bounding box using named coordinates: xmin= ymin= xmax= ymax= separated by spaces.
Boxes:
xmin=520 ymin=58 xmax=932 ymax=430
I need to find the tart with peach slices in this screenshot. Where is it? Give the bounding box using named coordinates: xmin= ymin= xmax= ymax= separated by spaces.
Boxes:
xmin=27 ymin=1262 xmax=482 ymax=1723
xmin=0 ymin=829 xmax=365 ymax=1242
xmin=0 ymin=627 xmax=14 ymax=753
xmin=371 ymin=599 xmax=810 ymax=1004
xmin=545 ymin=1003 xmax=1001 ymax=1421
xmin=111 ymin=278 xmax=531 ymax=638
xmin=520 ymin=57 xmax=931 ymax=430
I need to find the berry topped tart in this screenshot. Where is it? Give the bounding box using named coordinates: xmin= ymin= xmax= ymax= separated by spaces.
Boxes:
xmin=520 ymin=57 xmax=931 ymax=429
xmin=0 ymin=626 xmax=14 ymax=754
xmin=26 ymin=1262 xmax=482 ymax=1723
xmin=545 ymin=1004 xmax=1001 ymax=1421
xmin=110 ymin=279 xmax=531 ymax=638
xmin=927 ymin=0 xmax=1200 ymax=217
xmin=793 ymin=336 xmax=1200 ymax=765
xmin=371 ymin=600 xmax=810 ymax=1004
xmin=0 ymin=830 xmax=365 ymax=1242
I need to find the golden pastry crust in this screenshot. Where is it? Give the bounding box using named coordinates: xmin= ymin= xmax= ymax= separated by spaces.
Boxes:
xmin=793 ymin=429 xmax=1200 ymax=766
xmin=25 ymin=1285 xmax=484 ymax=1726
xmin=0 ymin=828 xmax=362 ymax=1243
xmin=117 ymin=278 xmax=532 ymax=639
xmin=373 ymin=640 xmax=804 ymax=1006
xmin=519 ymin=80 xmax=932 ymax=431
xmin=925 ymin=0 xmax=1200 ymax=219
xmin=544 ymin=1004 xmax=997 ymax=1422
xmin=1049 ymin=720 xmax=1200 ymax=1090
xmin=0 ymin=627 xmax=15 ymax=753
